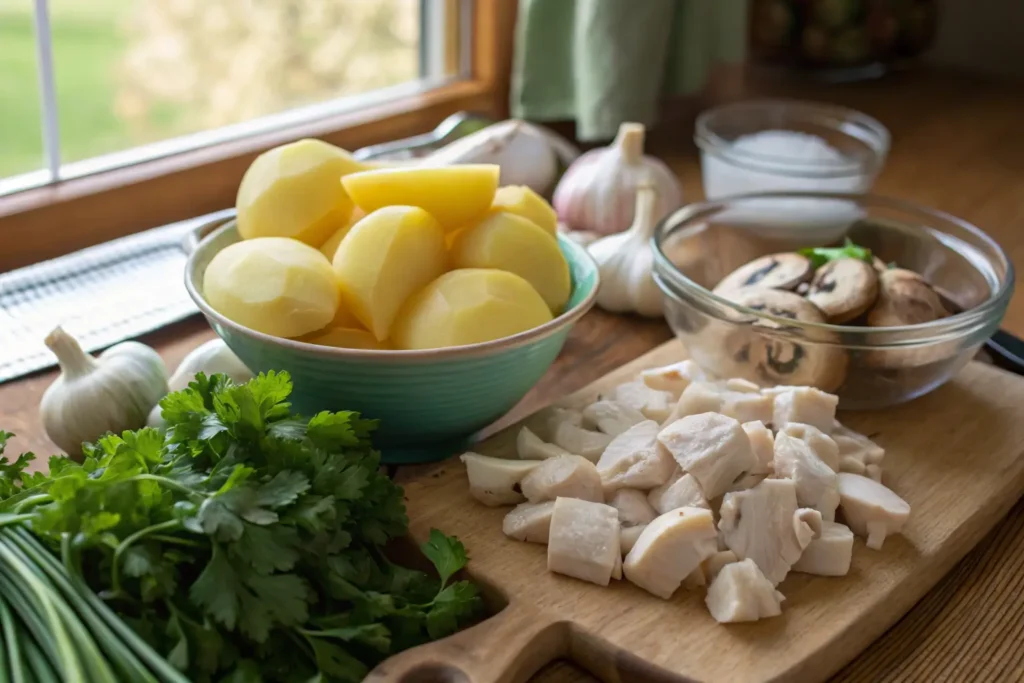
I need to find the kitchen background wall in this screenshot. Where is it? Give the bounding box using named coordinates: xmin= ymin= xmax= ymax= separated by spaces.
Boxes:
xmin=927 ymin=0 xmax=1024 ymax=79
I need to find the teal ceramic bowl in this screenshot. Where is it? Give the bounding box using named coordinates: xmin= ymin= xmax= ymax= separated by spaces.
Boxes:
xmin=184 ymin=217 xmax=599 ymax=464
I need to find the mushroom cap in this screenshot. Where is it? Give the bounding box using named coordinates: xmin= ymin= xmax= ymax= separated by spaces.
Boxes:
xmin=720 ymin=289 xmax=848 ymax=392
xmin=807 ymin=258 xmax=880 ymax=324
xmin=866 ymin=268 xmax=949 ymax=327
xmin=713 ymin=253 xmax=813 ymax=297
xmin=871 ymin=256 xmax=889 ymax=273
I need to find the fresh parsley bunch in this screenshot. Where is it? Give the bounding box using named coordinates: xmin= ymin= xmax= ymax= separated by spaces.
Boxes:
xmin=0 ymin=372 xmax=481 ymax=682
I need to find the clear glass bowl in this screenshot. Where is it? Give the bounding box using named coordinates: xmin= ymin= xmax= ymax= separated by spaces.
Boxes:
xmin=652 ymin=192 xmax=1014 ymax=409
xmin=696 ymin=100 xmax=890 ymax=215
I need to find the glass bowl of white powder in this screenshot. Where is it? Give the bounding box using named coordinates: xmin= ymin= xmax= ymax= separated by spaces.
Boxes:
xmin=695 ymin=100 xmax=890 ymax=243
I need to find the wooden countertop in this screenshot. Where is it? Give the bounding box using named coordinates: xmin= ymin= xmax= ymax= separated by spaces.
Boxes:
xmin=1 ymin=68 xmax=1022 ymax=681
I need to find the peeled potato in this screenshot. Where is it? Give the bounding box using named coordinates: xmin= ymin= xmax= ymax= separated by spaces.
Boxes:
xmin=341 ymin=165 xmax=500 ymax=231
xmin=319 ymin=207 xmax=367 ymax=261
xmin=333 ymin=206 xmax=447 ymax=341
xmin=491 ymin=185 xmax=557 ymax=237
xmin=303 ymin=327 xmax=389 ymax=350
xmin=236 ymin=139 xmax=367 ymax=247
xmin=451 ymin=211 xmax=571 ymax=313
xmin=204 ymin=237 xmax=339 ymax=338
xmin=393 ymin=269 xmax=553 ymax=350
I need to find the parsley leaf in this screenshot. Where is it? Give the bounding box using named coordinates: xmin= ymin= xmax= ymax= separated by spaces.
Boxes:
xmin=421 ymin=529 xmax=468 ymax=587
xmin=798 ymin=238 xmax=873 ymax=269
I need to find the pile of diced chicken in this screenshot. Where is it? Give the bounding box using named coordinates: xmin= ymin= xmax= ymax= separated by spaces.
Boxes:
xmin=460 ymin=360 xmax=912 ymax=624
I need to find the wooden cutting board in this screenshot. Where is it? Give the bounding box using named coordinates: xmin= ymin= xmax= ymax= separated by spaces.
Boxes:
xmin=367 ymin=340 xmax=1024 ymax=683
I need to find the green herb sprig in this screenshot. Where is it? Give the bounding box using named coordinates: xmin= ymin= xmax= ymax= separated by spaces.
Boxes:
xmin=798 ymin=238 xmax=873 ymax=269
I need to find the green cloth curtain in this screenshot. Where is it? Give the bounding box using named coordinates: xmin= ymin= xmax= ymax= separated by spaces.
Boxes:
xmin=511 ymin=0 xmax=748 ymax=141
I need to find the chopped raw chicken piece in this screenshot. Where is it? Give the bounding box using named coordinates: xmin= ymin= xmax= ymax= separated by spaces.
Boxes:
xmin=741 ymin=421 xmax=775 ymax=475
xmin=832 ymin=420 xmax=885 ymax=466
xmin=705 ymin=559 xmax=785 ymax=624
xmin=726 ymin=472 xmax=767 ymax=493
xmin=724 ymin=378 xmax=760 ymax=393
xmin=780 ymin=423 xmax=840 ymax=472
xmin=771 ymin=386 xmax=838 ymax=432
xmin=502 ymin=501 xmax=555 ymax=543
xmin=647 ymin=469 xmax=709 ymax=514
xmin=865 ymin=464 xmax=882 ymax=482
xmin=523 ymin=406 xmax=583 ymax=441
xmin=718 ymin=478 xmax=819 ymax=585
xmin=667 ymin=380 xmax=771 ymax=425
xmin=612 ymin=552 xmax=622 ymax=580
xmin=683 ymin=566 xmax=706 ymax=590
xmin=773 ymin=431 xmax=840 ymax=522
xmin=658 ymin=413 xmax=758 ymax=499
xmin=792 ymin=522 xmax=854 ymax=576
xmin=612 ymin=381 xmax=673 ymax=423
xmin=623 ymin=507 xmax=718 ymax=599
xmin=551 ymin=422 xmax=613 ymax=462
xmin=582 ymin=400 xmax=647 ymax=436
xmin=547 ymin=497 xmax=620 ymax=586
xmin=839 ymin=455 xmax=867 ymax=475
xmin=837 ymin=473 xmax=910 ymax=550
xmin=666 ymin=382 xmax=723 ymax=423
xmin=461 ymin=453 xmax=541 ymax=506
xmin=516 ymin=426 xmax=573 ymax=460
xmin=640 ymin=359 xmax=708 ymax=398
xmin=596 ymin=421 xmax=676 ymax=493
xmin=520 ymin=455 xmax=603 ymax=504
xmin=720 ymin=390 xmax=773 ymax=424
xmin=702 ymin=550 xmax=738 ymax=583
xmin=608 ymin=489 xmax=657 ymax=555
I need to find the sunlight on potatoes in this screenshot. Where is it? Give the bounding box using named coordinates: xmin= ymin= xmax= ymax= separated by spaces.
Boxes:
xmin=393 ymin=269 xmax=553 ymax=350
xmin=332 ymin=206 xmax=447 ymax=341
xmin=451 ymin=212 xmax=571 ymax=313
xmin=341 ymin=165 xmax=500 ymax=231
xmin=204 ymin=238 xmax=339 ymax=338
xmin=236 ymin=139 xmax=365 ymax=247
xmin=490 ymin=185 xmax=558 ymax=237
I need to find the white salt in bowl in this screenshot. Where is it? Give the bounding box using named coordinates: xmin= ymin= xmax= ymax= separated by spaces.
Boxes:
xmin=695 ymin=100 xmax=890 ymax=243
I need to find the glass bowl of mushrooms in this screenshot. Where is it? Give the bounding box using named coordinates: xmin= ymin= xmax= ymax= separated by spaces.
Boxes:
xmin=652 ymin=192 xmax=1014 ymax=409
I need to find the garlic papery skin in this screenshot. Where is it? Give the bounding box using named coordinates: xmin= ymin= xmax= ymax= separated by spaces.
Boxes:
xmin=41 ymin=327 xmax=169 ymax=457
xmin=553 ymin=122 xmax=684 ymax=236
xmin=167 ymin=338 xmax=252 ymax=392
xmin=587 ymin=183 xmax=665 ymax=318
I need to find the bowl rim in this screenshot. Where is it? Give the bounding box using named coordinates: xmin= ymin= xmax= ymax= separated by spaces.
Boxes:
xmin=694 ymin=98 xmax=891 ymax=179
xmin=651 ymin=190 xmax=1015 ymax=339
xmin=185 ymin=218 xmax=600 ymax=362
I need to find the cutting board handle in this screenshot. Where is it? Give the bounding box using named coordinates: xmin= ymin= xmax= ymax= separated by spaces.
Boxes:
xmin=366 ymin=602 xmax=565 ymax=683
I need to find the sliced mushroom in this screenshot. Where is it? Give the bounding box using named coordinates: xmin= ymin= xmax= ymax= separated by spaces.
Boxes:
xmin=608 ymin=489 xmax=658 ymax=554
xmin=647 ymin=469 xmax=709 ymax=515
xmin=611 ymin=381 xmax=674 ymax=423
xmin=792 ymin=521 xmax=854 ymax=576
xmin=547 ymin=497 xmax=620 ymax=586
xmin=832 ymin=420 xmax=885 ymax=468
xmin=806 ymin=258 xmax=879 ymax=324
xmin=622 ymin=506 xmax=718 ymax=600
xmin=657 ymin=413 xmax=758 ymax=500
xmin=867 ymin=268 xmax=948 ymax=327
xmin=712 ymin=253 xmax=813 ymax=296
xmin=702 ymin=549 xmax=739 ymax=583
xmin=516 ymin=426 xmax=573 ymax=461
xmin=741 ymin=421 xmax=775 ymax=475
xmin=773 ymin=432 xmax=840 ymax=522
xmin=837 ymin=472 xmax=911 ymax=550
xmin=780 ymin=423 xmax=840 ymax=472
xmin=718 ymin=478 xmax=819 ymax=585
xmin=596 ymin=421 xmax=676 ymax=493
xmin=771 ymin=386 xmax=839 ymax=433
xmin=705 ymin=559 xmax=786 ymax=624
xmin=460 ymin=453 xmax=542 ymax=506
xmin=551 ymin=422 xmax=613 ymax=462
xmin=520 ymin=455 xmax=604 ymax=504
xmin=722 ymin=288 xmax=848 ymax=392
xmin=640 ymin=359 xmax=709 ymax=398
xmin=582 ymin=400 xmax=647 ymax=437
xmin=503 ymin=501 xmax=555 ymax=543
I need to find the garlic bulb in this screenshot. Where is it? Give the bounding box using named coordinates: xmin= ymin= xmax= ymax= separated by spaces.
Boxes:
xmin=40 ymin=327 xmax=168 ymax=457
xmin=587 ymin=183 xmax=665 ymax=317
xmin=167 ymin=338 xmax=252 ymax=392
xmin=427 ymin=119 xmax=580 ymax=196
xmin=553 ymin=122 xmax=683 ymax=236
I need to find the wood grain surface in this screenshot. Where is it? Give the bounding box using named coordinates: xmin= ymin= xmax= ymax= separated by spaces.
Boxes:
xmin=1 ymin=68 xmax=1023 ymax=681
xmin=369 ymin=341 xmax=1024 ymax=683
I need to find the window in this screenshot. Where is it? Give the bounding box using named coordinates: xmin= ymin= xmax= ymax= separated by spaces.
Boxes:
xmin=0 ymin=0 xmax=515 ymax=271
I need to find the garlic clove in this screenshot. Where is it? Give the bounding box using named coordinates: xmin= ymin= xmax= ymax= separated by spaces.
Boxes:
xmin=168 ymin=338 xmax=252 ymax=392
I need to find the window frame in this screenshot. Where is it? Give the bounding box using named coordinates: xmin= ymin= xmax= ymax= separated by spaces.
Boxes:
xmin=0 ymin=0 xmax=517 ymax=272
